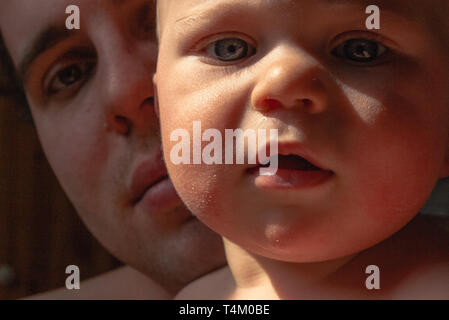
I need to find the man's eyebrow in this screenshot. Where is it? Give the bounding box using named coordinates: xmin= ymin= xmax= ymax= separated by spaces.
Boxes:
xmin=17 ymin=25 xmax=75 ymax=81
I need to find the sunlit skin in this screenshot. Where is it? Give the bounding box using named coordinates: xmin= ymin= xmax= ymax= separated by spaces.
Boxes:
xmin=156 ymin=0 xmax=449 ymax=299
xmin=0 ymin=0 xmax=225 ymax=297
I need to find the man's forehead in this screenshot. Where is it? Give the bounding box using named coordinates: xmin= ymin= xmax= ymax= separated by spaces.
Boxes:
xmin=0 ymin=0 xmax=74 ymax=27
xmin=0 ymin=0 xmax=155 ymax=71
xmin=0 ymin=0 xmax=76 ymax=64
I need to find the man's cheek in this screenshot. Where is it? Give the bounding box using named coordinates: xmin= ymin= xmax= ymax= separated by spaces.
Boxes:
xmin=43 ymin=130 xmax=108 ymax=195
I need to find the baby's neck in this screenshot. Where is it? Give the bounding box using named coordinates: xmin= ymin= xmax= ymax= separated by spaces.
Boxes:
xmin=223 ymin=238 xmax=358 ymax=299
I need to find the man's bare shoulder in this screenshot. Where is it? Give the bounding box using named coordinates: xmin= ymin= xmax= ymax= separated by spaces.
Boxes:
xmin=175 ymin=266 xmax=234 ymax=300
xmin=26 ymin=266 xmax=172 ymax=300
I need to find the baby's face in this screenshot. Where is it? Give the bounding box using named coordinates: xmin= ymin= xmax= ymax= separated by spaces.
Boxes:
xmin=156 ymin=0 xmax=449 ymax=262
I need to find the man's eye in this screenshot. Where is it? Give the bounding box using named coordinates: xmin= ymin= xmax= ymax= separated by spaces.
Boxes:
xmin=47 ymin=61 xmax=95 ymax=94
xmin=205 ymin=38 xmax=255 ymax=62
xmin=332 ymin=38 xmax=388 ymax=63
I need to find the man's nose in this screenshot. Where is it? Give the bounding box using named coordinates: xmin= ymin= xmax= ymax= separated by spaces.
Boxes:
xmin=251 ymin=46 xmax=329 ymax=114
xmin=97 ymin=39 xmax=157 ymax=137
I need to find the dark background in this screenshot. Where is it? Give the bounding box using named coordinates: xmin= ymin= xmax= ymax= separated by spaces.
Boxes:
xmin=0 ymin=54 xmax=121 ymax=300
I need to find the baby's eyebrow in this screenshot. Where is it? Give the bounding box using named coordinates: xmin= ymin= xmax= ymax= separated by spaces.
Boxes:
xmin=175 ymin=1 xmax=236 ymax=26
xmin=175 ymin=0 xmax=416 ymax=26
xmin=321 ymin=0 xmax=417 ymax=20
xmin=174 ymin=1 xmax=245 ymax=38
xmin=173 ymin=0 xmax=430 ymax=42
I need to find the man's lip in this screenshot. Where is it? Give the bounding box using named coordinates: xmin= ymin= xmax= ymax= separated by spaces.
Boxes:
xmin=135 ymin=176 xmax=184 ymax=217
xmin=133 ymin=174 xmax=169 ymax=204
xmin=130 ymin=157 xmax=169 ymax=205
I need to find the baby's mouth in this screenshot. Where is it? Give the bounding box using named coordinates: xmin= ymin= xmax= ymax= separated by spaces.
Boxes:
xmin=264 ymin=154 xmax=322 ymax=171
xmin=248 ymin=153 xmax=333 ymax=190
xmin=252 ymin=154 xmax=322 ymax=173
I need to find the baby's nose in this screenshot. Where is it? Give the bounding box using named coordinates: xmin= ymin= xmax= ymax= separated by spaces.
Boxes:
xmin=251 ymin=46 xmax=329 ymax=114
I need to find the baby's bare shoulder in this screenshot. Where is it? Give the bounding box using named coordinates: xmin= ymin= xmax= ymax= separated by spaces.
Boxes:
xmin=348 ymin=215 xmax=449 ymax=298
xmin=378 ymin=214 xmax=449 ymax=298
xmin=391 ymin=262 xmax=449 ymax=299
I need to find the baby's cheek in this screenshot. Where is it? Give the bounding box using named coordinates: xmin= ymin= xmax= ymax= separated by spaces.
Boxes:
xmin=167 ymin=163 xmax=229 ymax=227
xmin=348 ymin=137 xmax=438 ymax=231
xmin=159 ymin=84 xmax=249 ymax=216
xmin=335 ymin=98 xmax=445 ymax=240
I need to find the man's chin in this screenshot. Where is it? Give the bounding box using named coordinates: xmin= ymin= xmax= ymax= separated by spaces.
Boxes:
xmin=113 ymin=215 xmax=225 ymax=294
xmin=162 ymin=218 xmax=226 ymax=290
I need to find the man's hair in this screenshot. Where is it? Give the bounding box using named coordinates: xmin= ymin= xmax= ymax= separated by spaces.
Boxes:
xmin=0 ymin=32 xmax=33 ymax=123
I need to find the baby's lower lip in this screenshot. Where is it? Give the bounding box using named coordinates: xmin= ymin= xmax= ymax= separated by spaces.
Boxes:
xmin=249 ymin=168 xmax=334 ymax=190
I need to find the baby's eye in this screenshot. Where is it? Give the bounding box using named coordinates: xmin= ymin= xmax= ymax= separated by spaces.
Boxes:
xmin=205 ymin=38 xmax=255 ymax=62
xmin=46 ymin=61 xmax=95 ymax=95
xmin=332 ymin=38 xmax=388 ymax=63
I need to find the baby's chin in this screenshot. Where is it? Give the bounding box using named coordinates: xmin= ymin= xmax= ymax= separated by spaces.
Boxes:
xmin=177 ymin=175 xmax=424 ymax=265
xmin=230 ymin=234 xmax=374 ymax=264
xmin=233 ymin=232 xmax=361 ymax=264
xmin=195 ymin=207 xmax=399 ymax=265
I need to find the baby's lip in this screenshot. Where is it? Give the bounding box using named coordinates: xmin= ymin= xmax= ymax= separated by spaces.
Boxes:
xmin=247 ymin=141 xmax=331 ymax=173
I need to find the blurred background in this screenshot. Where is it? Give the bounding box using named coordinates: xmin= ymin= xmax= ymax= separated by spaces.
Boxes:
xmin=0 ymin=42 xmax=121 ymax=300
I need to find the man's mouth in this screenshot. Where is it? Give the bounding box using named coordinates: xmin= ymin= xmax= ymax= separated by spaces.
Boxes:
xmin=130 ymin=156 xmax=169 ymax=205
xmin=131 ymin=167 xmax=184 ymax=218
xmin=132 ymin=174 xmax=168 ymax=204
xmin=129 ymin=151 xmax=182 ymax=211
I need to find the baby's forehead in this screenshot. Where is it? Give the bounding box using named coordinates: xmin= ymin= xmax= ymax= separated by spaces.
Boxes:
xmin=159 ymin=0 xmax=446 ymax=24
xmin=158 ymin=0 xmax=449 ymax=47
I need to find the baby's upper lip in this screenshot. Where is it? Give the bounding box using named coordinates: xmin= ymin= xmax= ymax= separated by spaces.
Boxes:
xmin=129 ymin=154 xmax=169 ymax=205
xmin=249 ymin=141 xmax=330 ymax=171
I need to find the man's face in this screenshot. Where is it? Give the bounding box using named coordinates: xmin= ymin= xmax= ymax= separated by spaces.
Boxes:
xmin=0 ymin=0 xmax=224 ymax=292
xmin=156 ymin=0 xmax=449 ymax=262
